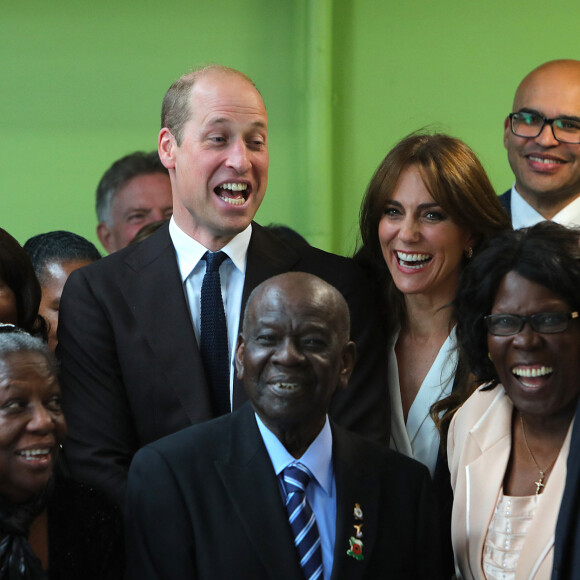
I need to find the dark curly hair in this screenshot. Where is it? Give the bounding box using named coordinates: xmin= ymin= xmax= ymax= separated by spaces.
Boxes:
xmin=456 ymin=221 xmax=580 ymax=385
xmin=0 ymin=228 xmax=46 ymax=337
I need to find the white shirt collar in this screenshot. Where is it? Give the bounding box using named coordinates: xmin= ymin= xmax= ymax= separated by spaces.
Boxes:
xmin=255 ymin=412 xmax=334 ymax=496
xmin=511 ymin=184 xmax=580 ymax=229
xmin=169 ymin=216 xmax=251 ymax=280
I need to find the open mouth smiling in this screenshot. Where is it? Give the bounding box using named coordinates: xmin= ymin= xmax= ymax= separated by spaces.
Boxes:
xmin=268 ymin=376 xmax=309 ymax=396
xmin=15 ymin=446 xmax=54 ymax=464
xmin=215 ymin=182 xmax=249 ymax=206
xmin=512 ymin=365 xmax=553 ymax=388
xmin=395 ymin=251 xmax=432 ymax=270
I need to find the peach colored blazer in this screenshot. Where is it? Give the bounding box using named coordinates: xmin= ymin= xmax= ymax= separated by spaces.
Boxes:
xmin=447 ymin=384 xmax=572 ymax=580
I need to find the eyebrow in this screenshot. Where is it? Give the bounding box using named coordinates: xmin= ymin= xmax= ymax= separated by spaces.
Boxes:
xmin=518 ymin=108 xmax=580 ymax=123
xmin=387 ymin=200 xmax=442 ymax=210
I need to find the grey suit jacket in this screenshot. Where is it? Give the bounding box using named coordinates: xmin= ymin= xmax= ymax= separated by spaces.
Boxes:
xmin=58 ymin=222 xmax=389 ymax=505
xmin=125 ymin=403 xmax=442 ymax=579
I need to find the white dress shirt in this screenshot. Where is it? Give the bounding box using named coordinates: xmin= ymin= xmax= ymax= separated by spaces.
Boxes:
xmin=255 ymin=413 xmax=336 ymax=580
xmin=388 ymin=327 xmax=457 ymax=477
xmin=510 ymin=184 xmax=580 ymax=229
xmin=169 ymin=217 xmax=251 ymax=407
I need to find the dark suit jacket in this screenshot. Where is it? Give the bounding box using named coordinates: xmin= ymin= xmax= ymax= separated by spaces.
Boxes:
xmin=48 ymin=476 xmax=125 ymax=580
xmin=58 ymin=223 xmax=388 ymax=505
xmin=499 ymin=189 xmax=512 ymax=219
xmin=552 ymin=397 xmax=580 ymax=580
xmin=125 ymin=403 xmax=442 ymax=580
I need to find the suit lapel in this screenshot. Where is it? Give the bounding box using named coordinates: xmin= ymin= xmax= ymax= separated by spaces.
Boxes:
xmin=215 ymin=405 xmax=304 ymax=580
xmin=241 ymin=223 xmax=301 ymax=311
xmin=515 ymin=421 xmax=573 ymax=579
xmin=464 ymin=389 xmax=512 ymax=578
xmin=331 ymin=426 xmax=379 ymax=580
xmin=121 ymin=225 xmax=212 ymax=422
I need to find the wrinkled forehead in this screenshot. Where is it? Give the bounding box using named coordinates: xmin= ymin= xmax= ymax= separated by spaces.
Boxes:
xmin=0 ymin=350 xmax=56 ymax=382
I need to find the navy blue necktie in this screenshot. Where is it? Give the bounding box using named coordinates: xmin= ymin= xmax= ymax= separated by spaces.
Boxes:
xmin=282 ymin=463 xmax=324 ymax=580
xmin=200 ymin=251 xmax=230 ymax=416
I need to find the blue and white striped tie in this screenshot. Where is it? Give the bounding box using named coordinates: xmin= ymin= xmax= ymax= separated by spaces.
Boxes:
xmin=282 ymin=463 xmax=323 ymax=580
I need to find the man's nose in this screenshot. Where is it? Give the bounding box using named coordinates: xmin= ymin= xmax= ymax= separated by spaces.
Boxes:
xmin=535 ymin=122 xmax=559 ymax=147
xmin=226 ymin=139 xmax=251 ymax=174
xmin=272 ymin=338 xmax=303 ymax=365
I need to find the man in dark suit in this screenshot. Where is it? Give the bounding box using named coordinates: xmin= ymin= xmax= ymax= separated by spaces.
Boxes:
xmin=500 ymin=60 xmax=580 ymax=228
xmin=58 ymin=65 xmax=387 ymax=506
xmin=125 ymin=273 xmax=440 ymax=580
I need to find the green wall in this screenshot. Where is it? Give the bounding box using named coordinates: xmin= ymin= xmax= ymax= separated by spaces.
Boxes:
xmin=2 ymin=0 xmax=579 ymax=255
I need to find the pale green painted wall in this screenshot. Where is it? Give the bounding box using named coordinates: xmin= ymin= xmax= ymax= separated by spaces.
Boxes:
xmin=2 ymin=1 xmax=579 ymax=255
xmin=332 ymin=0 xmax=580 ymax=253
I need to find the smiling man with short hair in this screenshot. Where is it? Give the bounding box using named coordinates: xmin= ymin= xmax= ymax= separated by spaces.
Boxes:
xmin=500 ymin=59 xmax=580 ymax=228
xmin=58 ymin=65 xmax=389 ymax=506
xmin=96 ymin=150 xmax=173 ymax=253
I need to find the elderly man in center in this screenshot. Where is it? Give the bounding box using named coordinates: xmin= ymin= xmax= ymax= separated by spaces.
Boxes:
xmin=500 ymin=59 xmax=580 ymax=228
xmin=58 ymin=64 xmax=388 ymax=507
xmin=125 ymin=272 xmax=441 ymax=580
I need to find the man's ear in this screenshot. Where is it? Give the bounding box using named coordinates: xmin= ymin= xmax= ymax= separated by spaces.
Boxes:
xmin=503 ymin=116 xmax=511 ymax=149
xmin=96 ymin=222 xmax=114 ymax=254
xmin=158 ymin=127 xmax=177 ymax=170
xmin=235 ymin=335 xmax=245 ymax=380
xmin=337 ymin=341 xmax=356 ymax=391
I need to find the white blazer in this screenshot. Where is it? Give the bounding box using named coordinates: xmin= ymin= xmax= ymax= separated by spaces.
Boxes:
xmin=448 ymin=384 xmax=572 ymax=579
xmin=389 ymin=328 xmax=457 ymax=476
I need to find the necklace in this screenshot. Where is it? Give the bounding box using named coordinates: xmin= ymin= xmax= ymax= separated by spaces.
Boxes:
xmin=520 ymin=415 xmax=559 ymax=495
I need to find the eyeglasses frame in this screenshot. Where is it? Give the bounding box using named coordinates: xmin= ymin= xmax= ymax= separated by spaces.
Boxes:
xmin=508 ymin=111 xmax=580 ymax=144
xmin=484 ymin=311 xmax=579 ymax=336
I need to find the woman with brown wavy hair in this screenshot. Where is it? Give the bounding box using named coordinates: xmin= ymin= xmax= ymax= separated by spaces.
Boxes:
xmin=356 ymin=132 xmax=511 ymax=570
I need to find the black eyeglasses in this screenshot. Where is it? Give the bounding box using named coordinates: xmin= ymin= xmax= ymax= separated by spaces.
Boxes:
xmin=485 ymin=311 xmax=579 ymax=336
xmin=509 ymin=112 xmax=580 ymax=144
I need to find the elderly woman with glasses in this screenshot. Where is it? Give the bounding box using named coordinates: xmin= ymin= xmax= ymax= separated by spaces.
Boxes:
xmin=448 ymin=222 xmax=580 ymax=579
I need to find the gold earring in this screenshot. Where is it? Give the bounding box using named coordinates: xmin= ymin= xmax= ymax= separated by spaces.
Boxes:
xmin=465 ymin=247 xmax=473 ymax=259
xmin=488 ymin=352 xmax=493 ymax=361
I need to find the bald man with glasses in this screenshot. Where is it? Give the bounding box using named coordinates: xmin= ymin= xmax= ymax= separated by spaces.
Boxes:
xmin=500 ymin=59 xmax=580 ymax=229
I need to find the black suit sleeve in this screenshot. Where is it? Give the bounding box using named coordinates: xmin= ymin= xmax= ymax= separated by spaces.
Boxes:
xmin=58 ymin=267 xmax=138 ymax=506
xmin=125 ymin=446 xmax=197 ymax=580
xmin=324 ymin=258 xmax=390 ymax=444
xmin=552 ymin=398 xmax=580 ymax=580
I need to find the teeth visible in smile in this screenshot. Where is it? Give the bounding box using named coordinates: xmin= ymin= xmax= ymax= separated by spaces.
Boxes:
xmin=276 ymin=382 xmax=299 ymax=391
xmin=397 ymin=251 xmax=430 ymax=262
xmin=17 ymin=449 xmax=51 ymax=459
xmin=528 ymin=156 xmax=564 ymax=165
xmin=512 ymin=366 xmax=553 ymax=378
xmin=218 ymin=182 xmax=248 ymax=205
xmin=221 ymin=183 xmax=248 ymax=191
xmin=220 ymin=196 xmax=245 ymax=205
xmin=396 ymin=251 xmax=431 ymax=269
